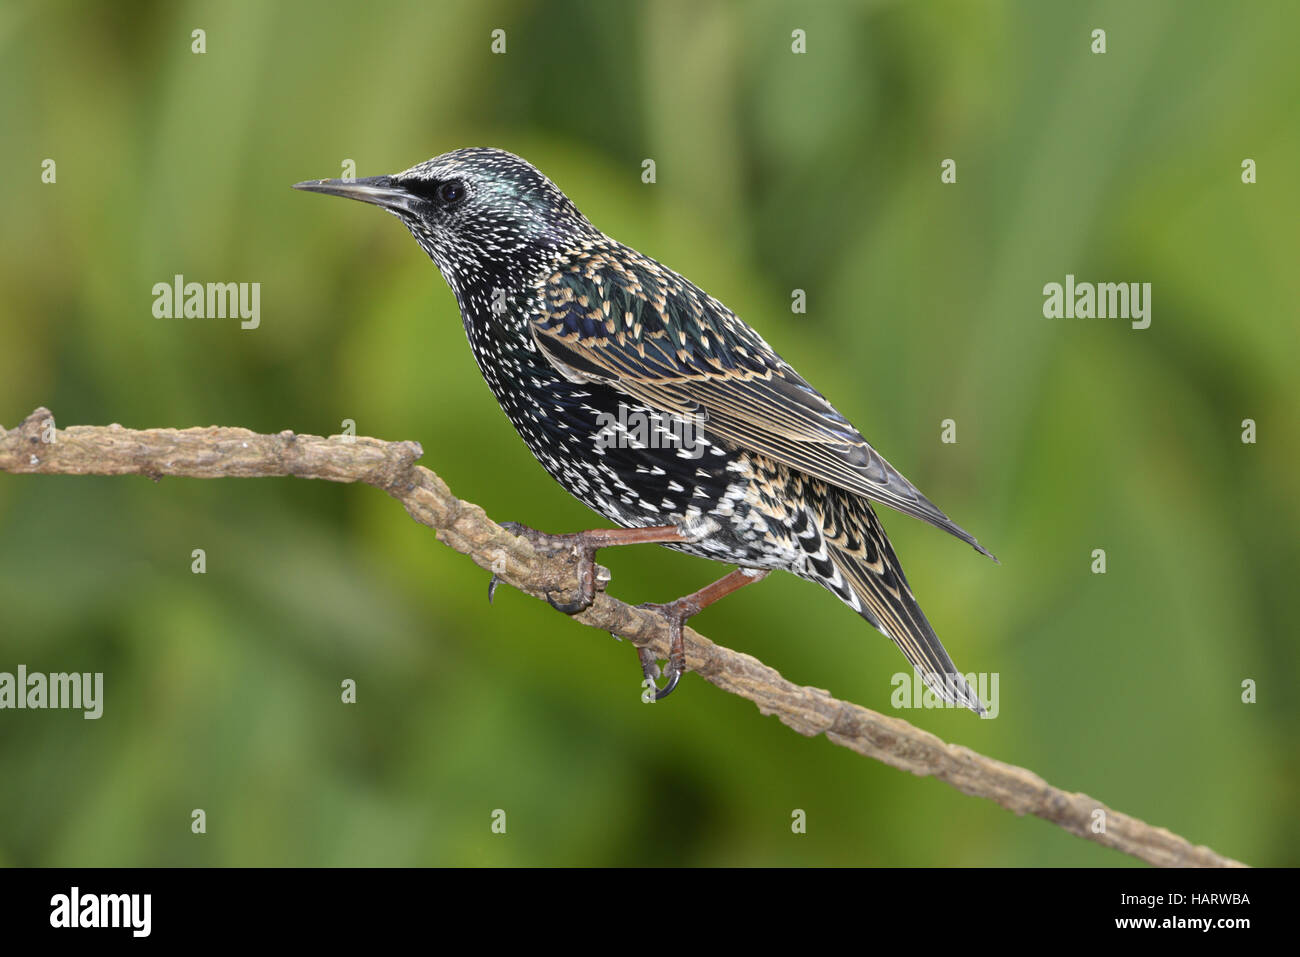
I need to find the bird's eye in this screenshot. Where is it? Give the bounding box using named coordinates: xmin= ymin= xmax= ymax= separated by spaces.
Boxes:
xmin=438 ymin=181 xmax=466 ymax=205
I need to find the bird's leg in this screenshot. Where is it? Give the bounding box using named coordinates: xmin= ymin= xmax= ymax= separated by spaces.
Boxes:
xmin=490 ymin=521 xmax=692 ymax=613
xmin=636 ymin=568 xmax=770 ymax=701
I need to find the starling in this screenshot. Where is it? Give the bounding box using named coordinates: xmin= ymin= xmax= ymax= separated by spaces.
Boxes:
xmin=294 ymin=148 xmax=995 ymax=711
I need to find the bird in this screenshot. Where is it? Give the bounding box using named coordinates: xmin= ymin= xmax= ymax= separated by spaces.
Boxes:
xmin=294 ymin=148 xmax=996 ymax=712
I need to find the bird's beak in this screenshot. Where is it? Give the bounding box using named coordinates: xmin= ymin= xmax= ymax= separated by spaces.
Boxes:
xmin=292 ymin=175 xmax=414 ymax=213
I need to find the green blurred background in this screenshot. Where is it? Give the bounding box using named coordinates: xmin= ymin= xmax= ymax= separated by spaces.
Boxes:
xmin=1 ymin=0 xmax=1296 ymax=866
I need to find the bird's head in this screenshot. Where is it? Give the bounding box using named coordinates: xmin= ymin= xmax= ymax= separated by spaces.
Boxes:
xmin=294 ymin=147 xmax=595 ymax=291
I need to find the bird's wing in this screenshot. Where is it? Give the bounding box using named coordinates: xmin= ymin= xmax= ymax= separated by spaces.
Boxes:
xmin=528 ymin=244 xmax=995 ymax=559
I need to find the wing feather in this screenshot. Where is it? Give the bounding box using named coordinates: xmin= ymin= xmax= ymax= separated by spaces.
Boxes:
xmin=530 ymin=243 xmax=995 ymax=560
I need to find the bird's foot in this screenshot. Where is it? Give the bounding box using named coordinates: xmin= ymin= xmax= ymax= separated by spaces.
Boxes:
xmin=489 ymin=522 xmax=742 ymax=701
xmin=629 ymin=595 xmax=701 ymax=701
xmin=619 ymin=569 xmax=771 ymax=702
xmin=490 ymin=521 xmax=613 ymax=614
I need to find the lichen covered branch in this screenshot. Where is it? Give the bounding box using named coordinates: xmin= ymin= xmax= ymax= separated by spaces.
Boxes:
xmin=0 ymin=407 xmax=1245 ymax=868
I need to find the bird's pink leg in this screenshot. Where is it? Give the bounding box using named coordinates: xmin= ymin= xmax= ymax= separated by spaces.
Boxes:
xmin=490 ymin=521 xmax=691 ymax=612
xmin=636 ymin=568 xmax=771 ymax=700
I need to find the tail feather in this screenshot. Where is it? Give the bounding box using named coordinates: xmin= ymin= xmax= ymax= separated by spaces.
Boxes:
xmin=823 ymin=499 xmax=985 ymax=715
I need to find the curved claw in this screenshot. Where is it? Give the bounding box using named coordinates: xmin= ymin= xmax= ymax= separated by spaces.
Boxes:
xmin=636 ymin=644 xmax=682 ymax=701
xmin=488 ymin=574 xmax=502 ymax=604
xmin=652 ymin=664 xmax=682 ymax=701
xmin=545 ymin=590 xmax=592 ymax=615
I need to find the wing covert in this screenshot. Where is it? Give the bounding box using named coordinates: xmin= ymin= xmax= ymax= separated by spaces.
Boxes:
xmin=529 ymin=243 xmax=994 ymax=560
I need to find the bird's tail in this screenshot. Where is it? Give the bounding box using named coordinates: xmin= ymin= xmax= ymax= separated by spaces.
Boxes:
xmin=821 ymin=497 xmax=985 ymax=715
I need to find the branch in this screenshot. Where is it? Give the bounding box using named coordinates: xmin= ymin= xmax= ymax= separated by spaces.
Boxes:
xmin=0 ymin=407 xmax=1245 ymax=868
